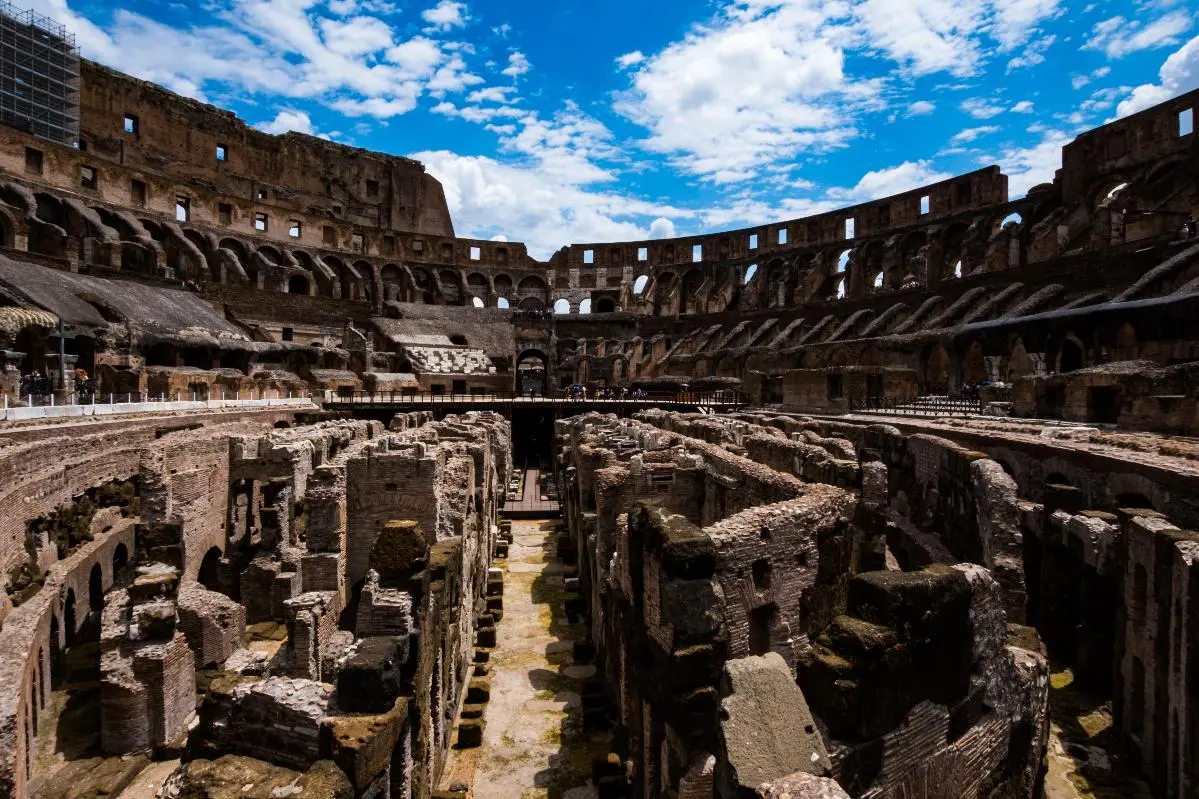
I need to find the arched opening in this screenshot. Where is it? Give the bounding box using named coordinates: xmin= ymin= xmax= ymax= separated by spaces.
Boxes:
xmin=63 ymin=589 xmax=76 ymax=647
xmin=743 ymin=265 xmax=758 ymax=284
xmin=963 ymin=341 xmax=987 ymax=385
xmin=471 ymin=296 xmax=485 ymax=308
xmin=112 ymin=543 xmax=128 ymax=573
xmin=835 ymin=276 xmax=847 ymax=300
xmin=1045 ymin=472 xmax=1071 ymax=487
xmin=497 ymin=297 xmax=510 ymax=309
xmin=198 ymin=546 xmax=222 ymax=591
xmin=516 ymin=275 xmax=549 ymax=306
xmin=0 ymin=210 xmax=13 ymax=248
xmin=872 ymin=272 xmax=884 ymax=290
xmin=595 ymin=297 xmax=616 ymax=313
xmin=88 ymin=563 xmax=103 ymax=612
xmin=837 ymin=249 xmax=851 ymax=272
xmin=553 ymin=299 xmax=571 ymax=315
xmin=922 ymin=344 xmax=951 ymax=395
xmin=633 ymin=275 xmax=650 ymax=294
xmin=1114 ymin=492 xmax=1155 ymax=511
xmin=287 ymin=274 xmax=310 ymax=295
xmin=998 ymin=212 xmax=1023 ymax=232
xmin=518 ymin=296 xmax=544 ymax=311
xmin=953 ymin=260 xmax=963 ymax=279
xmin=449 ymin=334 xmax=468 ymax=345
xmin=516 ymin=349 xmax=549 ymax=395
xmin=1059 ymin=338 xmax=1084 ymax=373
xmin=578 ymin=298 xmax=592 ymax=314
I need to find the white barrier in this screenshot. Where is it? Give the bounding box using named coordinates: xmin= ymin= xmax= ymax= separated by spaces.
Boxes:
xmin=0 ymin=396 xmax=316 ymax=421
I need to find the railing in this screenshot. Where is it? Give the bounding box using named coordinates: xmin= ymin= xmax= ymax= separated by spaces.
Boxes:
xmin=848 ymin=394 xmax=983 ymax=416
xmin=0 ymin=394 xmax=315 ymax=421
xmin=325 ymin=389 xmax=749 ymax=408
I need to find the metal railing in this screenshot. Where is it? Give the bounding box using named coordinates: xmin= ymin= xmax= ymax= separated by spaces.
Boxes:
xmin=325 ymin=389 xmax=749 ymax=408
xmin=848 ymin=394 xmax=983 ymax=416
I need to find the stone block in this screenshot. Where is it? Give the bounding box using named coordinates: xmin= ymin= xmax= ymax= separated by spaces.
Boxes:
xmin=456 ymin=719 xmax=484 ymax=748
xmin=466 ymin=676 xmax=490 ymax=703
xmin=336 ymin=637 xmax=406 ymax=713
xmin=321 ymin=701 xmax=406 ymax=790
xmin=476 ymin=626 xmax=497 ymax=647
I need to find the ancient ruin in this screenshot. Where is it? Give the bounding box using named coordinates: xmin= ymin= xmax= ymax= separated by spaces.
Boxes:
xmin=0 ymin=2 xmax=1195 ymax=799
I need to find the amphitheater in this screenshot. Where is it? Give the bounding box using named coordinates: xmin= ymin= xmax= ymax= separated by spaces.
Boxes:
xmin=0 ymin=4 xmax=1196 ymax=799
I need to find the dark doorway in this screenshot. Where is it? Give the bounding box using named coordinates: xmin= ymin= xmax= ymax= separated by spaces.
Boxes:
xmin=198 ymin=546 xmax=223 ymax=591
xmin=749 ymin=603 xmax=777 ymax=656
xmin=511 ymin=408 xmax=553 ymax=468
xmin=1089 ymin=386 xmax=1122 ymax=424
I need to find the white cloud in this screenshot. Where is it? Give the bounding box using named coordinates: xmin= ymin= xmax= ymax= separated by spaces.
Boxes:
xmin=387 ymin=37 xmax=445 ymax=76
xmin=616 ymin=50 xmax=646 ymax=69
xmin=1006 ymin=33 xmax=1056 ymax=71
xmin=421 ymin=0 xmax=469 ymax=31
xmin=961 ymin=97 xmax=1007 ymax=118
xmin=255 ymin=109 xmax=319 ymax=135
xmin=906 ymin=100 xmax=937 ymax=116
xmin=501 ymin=51 xmax=530 ymax=77
xmin=1011 ymin=100 xmax=1035 ymax=113
xmin=824 ymin=160 xmax=954 ymax=203
xmin=951 ymin=124 xmax=1001 ymax=142
xmin=985 ymin=129 xmax=1072 ymax=197
xmin=330 ymin=96 xmax=418 ymax=118
xmin=1082 ymin=10 xmax=1192 ymax=58
xmin=648 ymin=218 xmax=677 ymax=239
xmin=613 ymin=1 xmax=879 ymax=182
xmin=414 ymin=150 xmax=693 ymax=259
xmin=318 ymin=16 xmax=393 ymax=56
xmin=1116 ymin=34 xmax=1199 ymax=116
xmin=466 ymin=86 xmax=517 ymax=104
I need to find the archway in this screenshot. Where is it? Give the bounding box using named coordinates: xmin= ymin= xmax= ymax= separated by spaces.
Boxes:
xmin=472 ymin=296 xmax=485 ymax=308
xmin=198 ymin=546 xmax=223 ymax=591
xmin=922 ymin=344 xmax=951 ymax=395
xmin=287 ymin=273 xmax=310 ymax=295
xmin=578 ymin=298 xmax=592 ymax=314
xmin=113 ymin=543 xmax=128 ymax=573
xmin=1059 ymin=337 xmax=1084 ymax=373
xmin=516 ymin=349 xmax=549 ymax=395
xmin=497 ymin=297 xmax=510 ymax=309
xmin=64 ymin=589 xmax=76 ymax=647
xmin=88 ymin=563 xmax=103 ymax=612
xmin=595 ymin=297 xmax=616 ymax=313
xmin=633 ymin=274 xmax=650 ymax=294
xmin=553 ymin=299 xmax=571 ymax=315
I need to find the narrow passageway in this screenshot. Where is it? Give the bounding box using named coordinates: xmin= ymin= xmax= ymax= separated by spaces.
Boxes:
xmin=440 ymin=519 xmax=608 ymax=799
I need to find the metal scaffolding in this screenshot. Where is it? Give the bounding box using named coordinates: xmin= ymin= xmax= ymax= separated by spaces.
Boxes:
xmin=0 ymin=0 xmax=79 ymax=146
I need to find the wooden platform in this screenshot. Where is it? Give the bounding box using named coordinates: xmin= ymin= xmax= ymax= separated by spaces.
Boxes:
xmin=501 ymin=468 xmax=560 ymax=518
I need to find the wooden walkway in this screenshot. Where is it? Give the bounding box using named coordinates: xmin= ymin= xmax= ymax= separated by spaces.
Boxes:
xmin=501 ymin=468 xmax=560 ymax=518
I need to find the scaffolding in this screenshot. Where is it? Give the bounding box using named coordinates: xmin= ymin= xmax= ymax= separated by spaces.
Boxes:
xmin=0 ymin=0 xmax=79 ymax=146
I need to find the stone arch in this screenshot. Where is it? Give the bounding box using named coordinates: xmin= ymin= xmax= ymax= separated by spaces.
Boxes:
xmin=922 ymin=343 xmax=951 ymax=394
xmin=553 ymin=298 xmax=571 ymax=315
xmin=198 ymin=546 xmax=222 ymax=591
xmin=516 ymin=348 xmax=549 ymax=394
xmin=680 ymin=268 xmax=705 ymax=314
xmin=354 ymin=260 xmax=377 ymax=304
xmin=578 ymin=298 xmax=592 ymax=314
xmin=633 ymin=274 xmax=650 ymax=294
xmin=287 ymin=273 xmax=311 ymax=295
xmin=1057 ymin=333 xmax=1085 ymax=374
xmin=296 ymin=251 xmax=335 ymax=297
xmin=595 ymin=296 xmax=616 ymax=313
xmin=516 ymin=275 xmax=549 ymax=306
xmin=437 ymin=269 xmax=463 ymax=305
xmin=466 ymin=271 xmax=490 ymax=302
xmin=380 ymin=263 xmax=405 ymax=302
xmin=962 ymin=340 xmax=987 ymax=384
xmin=493 ymin=273 xmax=513 ymax=298
xmin=113 ymin=542 xmax=129 ymax=573
xmin=88 ymin=562 xmax=103 ymax=612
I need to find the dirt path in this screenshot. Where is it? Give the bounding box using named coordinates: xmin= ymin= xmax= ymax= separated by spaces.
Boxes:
xmin=440 ymin=519 xmax=609 ymax=799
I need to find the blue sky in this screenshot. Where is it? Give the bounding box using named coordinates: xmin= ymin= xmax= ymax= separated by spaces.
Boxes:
xmin=28 ymin=0 xmax=1199 ymax=258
